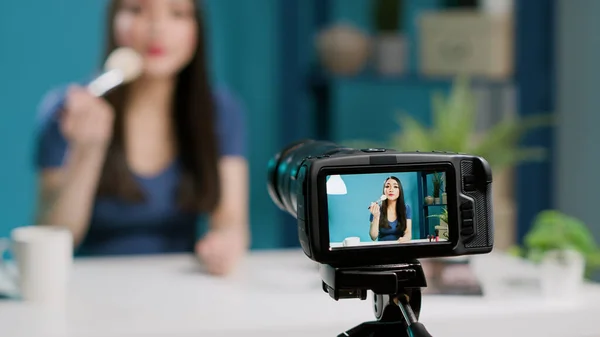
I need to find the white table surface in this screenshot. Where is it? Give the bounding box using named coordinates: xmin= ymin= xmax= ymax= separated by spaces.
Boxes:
xmin=1 ymin=249 xmax=599 ymax=337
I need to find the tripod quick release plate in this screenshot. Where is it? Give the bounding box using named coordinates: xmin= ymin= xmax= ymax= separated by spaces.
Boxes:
xmin=319 ymin=260 xmax=427 ymax=301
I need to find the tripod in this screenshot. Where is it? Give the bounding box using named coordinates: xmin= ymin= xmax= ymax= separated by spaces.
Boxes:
xmin=320 ymin=260 xmax=432 ymax=337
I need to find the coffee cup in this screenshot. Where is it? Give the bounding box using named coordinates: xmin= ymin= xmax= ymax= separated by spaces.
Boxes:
xmin=0 ymin=226 xmax=73 ymax=303
xmin=342 ymin=237 xmax=361 ymax=247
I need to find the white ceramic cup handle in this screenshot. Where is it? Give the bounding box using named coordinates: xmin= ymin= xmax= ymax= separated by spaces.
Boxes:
xmin=0 ymin=238 xmax=18 ymax=294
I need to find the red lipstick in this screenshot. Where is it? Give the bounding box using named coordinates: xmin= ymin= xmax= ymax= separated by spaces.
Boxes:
xmin=147 ymin=45 xmax=165 ymax=56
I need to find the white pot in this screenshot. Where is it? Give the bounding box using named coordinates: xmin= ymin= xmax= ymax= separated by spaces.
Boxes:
xmin=540 ymin=249 xmax=585 ymax=300
xmin=373 ymin=33 xmax=407 ymax=76
xmin=434 ymin=197 xmax=440 ymax=204
xmin=435 ymin=222 xmax=449 ymax=240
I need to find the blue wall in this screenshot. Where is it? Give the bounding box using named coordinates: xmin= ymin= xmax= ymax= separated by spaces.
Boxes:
xmin=555 ymin=0 xmax=600 ymax=281
xmin=0 ymin=0 xmax=285 ymax=249
xmin=327 ymin=172 xmax=421 ymax=243
xmin=0 ymin=1 xmax=105 ymax=238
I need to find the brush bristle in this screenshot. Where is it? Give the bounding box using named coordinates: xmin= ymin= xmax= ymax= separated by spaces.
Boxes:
xmin=104 ymin=47 xmax=143 ymax=83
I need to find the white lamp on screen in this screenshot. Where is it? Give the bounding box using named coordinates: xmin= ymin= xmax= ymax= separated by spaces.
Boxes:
xmin=326 ymin=175 xmax=347 ymax=195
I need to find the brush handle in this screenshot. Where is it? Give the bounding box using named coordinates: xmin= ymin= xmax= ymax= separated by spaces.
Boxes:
xmin=367 ymin=200 xmax=383 ymax=209
xmin=86 ymin=69 xmax=124 ymax=97
xmin=52 ymin=69 xmax=124 ymax=119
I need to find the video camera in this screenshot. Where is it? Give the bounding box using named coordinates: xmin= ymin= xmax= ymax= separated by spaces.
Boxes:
xmin=267 ymin=139 xmax=494 ymax=337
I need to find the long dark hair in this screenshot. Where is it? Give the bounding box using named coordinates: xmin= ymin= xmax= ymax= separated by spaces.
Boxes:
xmin=379 ymin=176 xmax=407 ymax=235
xmin=96 ymin=0 xmax=220 ymax=213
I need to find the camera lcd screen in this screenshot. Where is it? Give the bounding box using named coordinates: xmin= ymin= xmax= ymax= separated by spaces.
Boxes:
xmin=326 ymin=170 xmax=450 ymax=250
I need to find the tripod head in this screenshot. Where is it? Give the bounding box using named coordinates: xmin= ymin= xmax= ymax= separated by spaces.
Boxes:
xmin=320 ymin=260 xmax=433 ymax=337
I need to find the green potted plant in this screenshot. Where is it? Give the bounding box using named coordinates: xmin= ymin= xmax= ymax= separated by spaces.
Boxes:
xmin=372 ymin=0 xmax=406 ymax=75
xmin=510 ymin=210 xmax=600 ymax=297
xmin=389 ymin=76 xmax=552 ymax=169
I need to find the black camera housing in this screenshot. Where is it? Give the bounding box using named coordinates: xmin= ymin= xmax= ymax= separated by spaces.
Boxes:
xmin=267 ymin=140 xmax=494 ymax=267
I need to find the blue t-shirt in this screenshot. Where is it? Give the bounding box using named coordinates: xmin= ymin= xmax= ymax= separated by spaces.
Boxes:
xmin=369 ymin=204 xmax=412 ymax=241
xmin=35 ymin=85 xmax=247 ymax=256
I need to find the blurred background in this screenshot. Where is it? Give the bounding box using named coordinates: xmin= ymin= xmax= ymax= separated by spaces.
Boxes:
xmin=0 ymin=0 xmax=598 ymax=278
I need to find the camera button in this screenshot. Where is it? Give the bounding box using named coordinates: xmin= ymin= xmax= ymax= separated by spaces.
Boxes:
xmin=460 ymin=201 xmax=473 ymax=211
xmin=461 ymin=219 xmax=475 ymax=236
xmin=463 ymin=175 xmax=477 ymax=191
xmin=462 ymin=209 xmax=474 ymax=219
xmin=361 ymin=148 xmax=386 ymax=152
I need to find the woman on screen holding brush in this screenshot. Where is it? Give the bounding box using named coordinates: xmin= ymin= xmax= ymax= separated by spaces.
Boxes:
xmin=368 ymin=177 xmax=412 ymax=243
xmin=34 ymin=0 xmax=249 ymax=276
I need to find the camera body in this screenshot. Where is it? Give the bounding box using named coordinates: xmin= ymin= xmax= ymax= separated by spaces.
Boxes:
xmin=268 ymin=140 xmax=494 ymax=267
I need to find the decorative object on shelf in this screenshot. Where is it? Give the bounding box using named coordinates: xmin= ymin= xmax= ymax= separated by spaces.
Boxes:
xmin=431 ymin=172 xmax=442 ymax=204
xmin=509 ymin=210 xmax=600 ymax=299
xmin=315 ymin=23 xmax=371 ymax=76
xmin=479 ymin=0 xmax=514 ymax=16
xmin=418 ymin=9 xmax=514 ymax=79
xmin=425 ymin=195 xmax=434 ymax=205
xmin=442 ymin=192 xmax=447 ymax=205
xmin=387 ymin=76 xmax=552 ymax=250
xmin=372 ymin=0 xmax=407 ymax=76
xmin=428 ymin=207 xmax=449 ymax=240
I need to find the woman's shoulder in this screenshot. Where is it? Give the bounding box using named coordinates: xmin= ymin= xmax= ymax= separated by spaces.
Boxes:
xmin=34 ymin=85 xmax=70 ymax=169
xmin=212 ymin=85 xmax=246 ymax=124
xmin=212 ymin=85 xmax=247 ymax=157
xmin=36 ymin=85 xmax=69 ymax=127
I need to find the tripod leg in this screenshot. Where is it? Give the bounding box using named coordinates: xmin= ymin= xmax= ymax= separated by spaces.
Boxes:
xmin=337 ymin=321 xmax=409 ymax=337
xmin=337 ymin=294 xmax=410 ymax=337
xmin=396 ymin=294 xmax=433 ymax=337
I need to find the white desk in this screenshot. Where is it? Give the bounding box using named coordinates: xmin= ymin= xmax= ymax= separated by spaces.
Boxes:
xmin=1 ymin=249 xmax=599 ymax=337
xmin=330 ymin=238 xmax=448 ymax=248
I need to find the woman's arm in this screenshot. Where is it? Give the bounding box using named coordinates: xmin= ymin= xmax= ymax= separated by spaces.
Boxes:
xmin=37 ymin=148 xmax=108 ymax=245
xmin=36 ymin=86 xmax=114 ymax=246
xmin=368 ymin=203 xmax=380 ymax=241
xmin=369 ymin=217 xmax=380 ymax=241
xmin=208 ymin=156 xmax=249 ymax=235
xmin=195 ymin=156 xmax=250 ymax=275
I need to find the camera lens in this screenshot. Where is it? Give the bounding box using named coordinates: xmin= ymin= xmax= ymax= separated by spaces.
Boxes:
xmin=267 ymin=140 xmax=344 ymax=218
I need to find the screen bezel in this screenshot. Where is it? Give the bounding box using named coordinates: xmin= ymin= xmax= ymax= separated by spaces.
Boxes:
xmin=316 ymin=163 xmax=459 ymax=262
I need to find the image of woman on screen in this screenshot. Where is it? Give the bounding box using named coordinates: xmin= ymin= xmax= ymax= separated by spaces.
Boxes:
xmin=368 ymin=176 xmax=412 ymax=243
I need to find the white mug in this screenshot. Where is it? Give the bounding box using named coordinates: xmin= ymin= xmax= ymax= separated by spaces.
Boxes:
xmin=0 ymin=226 xmax=73 ymax=303
xmin=343 ymin=237 xmax=361 ymax=247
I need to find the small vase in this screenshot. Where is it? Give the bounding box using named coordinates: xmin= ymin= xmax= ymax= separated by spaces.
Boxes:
xmin=434 ymin=197 xmax=440 ymax=204
xmin=373 ymin=32 xmax=407 ymax=76
xmin=442 ymin=193 xmax=447 ymax=204
xmin=435 ymin=221 xmax=449 ymax=240
xmin=425 ymin=196 xmax=434 ymax=205
xmin=315 ymin=23 xmax=371 ymax=76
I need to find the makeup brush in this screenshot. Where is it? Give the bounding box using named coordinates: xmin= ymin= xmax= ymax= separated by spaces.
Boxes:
xmin=86 ymin=47 xmax=143 ymax=96
xmin=367 ymin=195 xmax=387 ymax=209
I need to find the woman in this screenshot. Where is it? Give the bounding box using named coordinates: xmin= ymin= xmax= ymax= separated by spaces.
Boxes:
xmin=34 ymin=0 xmax=249 ymax=276
xmin=368 ymin=176 xmax=412 ymax=242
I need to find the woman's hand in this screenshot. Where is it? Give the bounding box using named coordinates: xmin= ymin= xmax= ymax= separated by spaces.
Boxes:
xmin=369 ymin=202 xmax=380 ymax=219
xmin=61 ymin=85 xmax=115 ymax=154
xmin=195 ymin=226 xmax=249 ymax=276
xmin=398 ymin=236 xmax=411 ymax=243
